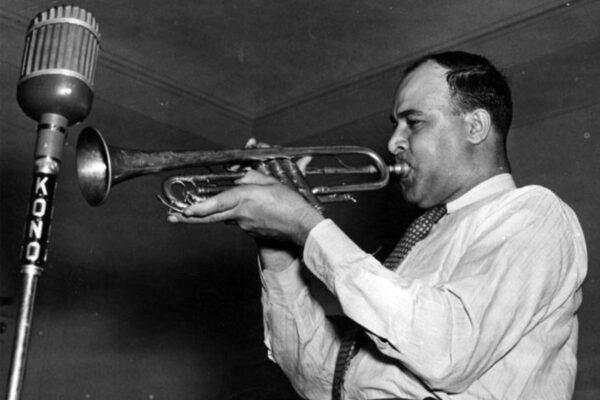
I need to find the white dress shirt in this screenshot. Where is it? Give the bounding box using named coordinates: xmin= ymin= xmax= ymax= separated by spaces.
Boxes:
xmin=260 ymin=174 xmax=587 ymax=399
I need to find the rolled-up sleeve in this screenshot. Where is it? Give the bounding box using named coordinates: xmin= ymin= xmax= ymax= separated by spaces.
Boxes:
xmin=260 ymin=251 xmax=340 ymax=399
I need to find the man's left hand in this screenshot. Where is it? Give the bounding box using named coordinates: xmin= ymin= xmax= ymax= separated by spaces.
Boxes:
xmin=167 ymin=170 xmax=325 ymax=247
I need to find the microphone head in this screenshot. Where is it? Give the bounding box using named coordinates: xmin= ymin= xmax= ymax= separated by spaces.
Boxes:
xmin=17 ymin=5 xmax=100 ymax=125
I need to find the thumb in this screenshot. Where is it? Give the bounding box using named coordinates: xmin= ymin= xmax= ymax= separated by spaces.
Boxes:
xmin=296 ymin=156 xmax=313 ymax=175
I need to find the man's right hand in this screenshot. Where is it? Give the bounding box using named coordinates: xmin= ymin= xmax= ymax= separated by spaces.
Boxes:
xmin=245 ymin=138 xmax=315 ymax=271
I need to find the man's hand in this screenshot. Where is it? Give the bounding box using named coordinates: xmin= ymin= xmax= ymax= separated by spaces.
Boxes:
xmin=167 ymin=170 xmax=325 ymax=248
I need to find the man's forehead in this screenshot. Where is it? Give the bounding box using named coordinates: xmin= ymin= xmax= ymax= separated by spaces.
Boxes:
xmin=393 ymin=61 xmax=451 ymax=114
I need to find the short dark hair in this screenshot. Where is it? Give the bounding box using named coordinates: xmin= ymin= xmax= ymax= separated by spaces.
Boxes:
xmin=404 ymin=51 xmax=513 ymax=139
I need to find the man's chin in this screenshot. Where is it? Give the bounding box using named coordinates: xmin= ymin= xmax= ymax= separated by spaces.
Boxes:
xmin=400 ymin=188 xmax=421 ymax=207
xmin=401 ymin=189 xmax=433 ymax=209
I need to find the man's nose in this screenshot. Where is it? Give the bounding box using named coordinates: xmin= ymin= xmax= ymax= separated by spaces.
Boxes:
xmin=388 ymin=125 xmax=409 ymax=155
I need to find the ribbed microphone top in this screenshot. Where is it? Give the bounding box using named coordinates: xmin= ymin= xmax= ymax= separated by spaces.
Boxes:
xmin=29 ymin=5 xmax=99 ymax=33
xmin=20 ymin=5 xmax=100 ymax=87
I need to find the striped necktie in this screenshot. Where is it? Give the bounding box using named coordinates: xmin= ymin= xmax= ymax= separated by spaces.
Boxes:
xmin=332 ymin=205 xmax=447 ymax=400
xmin=383 ymin=205 xmax=447 ymax=270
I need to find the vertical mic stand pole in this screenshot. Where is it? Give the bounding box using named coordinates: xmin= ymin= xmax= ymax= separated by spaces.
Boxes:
xmin=7 ymin=113 xmax=68 ymax=400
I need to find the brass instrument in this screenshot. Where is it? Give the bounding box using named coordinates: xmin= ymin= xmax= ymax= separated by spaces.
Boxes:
xmin=76 ymin=127 xmax=408 ymax=212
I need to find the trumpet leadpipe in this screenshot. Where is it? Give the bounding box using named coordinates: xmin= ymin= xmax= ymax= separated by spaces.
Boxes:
xmin=306 ymin=164 xmax=407 ymax=176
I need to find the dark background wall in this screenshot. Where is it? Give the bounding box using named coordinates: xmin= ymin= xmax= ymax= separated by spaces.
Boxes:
xmin=1 ymin=1 xmax=599 ymax=399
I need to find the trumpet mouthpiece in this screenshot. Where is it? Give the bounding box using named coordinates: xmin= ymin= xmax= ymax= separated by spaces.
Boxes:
xmin=389 ymin=163 xmax=410 ymax=178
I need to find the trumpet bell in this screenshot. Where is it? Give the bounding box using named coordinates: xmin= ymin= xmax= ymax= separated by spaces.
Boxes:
xmin=76 ymin=127 xmax=112 ymax=206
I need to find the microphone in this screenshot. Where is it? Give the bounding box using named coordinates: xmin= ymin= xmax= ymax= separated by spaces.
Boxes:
xmin=17 ymin=4 xmax=100 ymax=125
xmin=7 ymin=5 xmax=100 ymax=400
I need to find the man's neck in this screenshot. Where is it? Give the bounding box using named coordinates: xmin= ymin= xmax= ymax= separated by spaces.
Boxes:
xmin=441 ymin=159 xmax=510 ymax=207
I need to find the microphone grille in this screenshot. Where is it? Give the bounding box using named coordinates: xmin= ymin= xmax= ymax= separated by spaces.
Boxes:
xmin=19 ymin=5 xmax=100 ymax=87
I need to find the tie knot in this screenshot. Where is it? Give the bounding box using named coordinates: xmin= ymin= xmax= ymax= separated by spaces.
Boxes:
xmin=404 ymin=204 xmax=447 ymax=242
xmin=418 ymin=204 xmax=447 ymax=227
xmin=383 ymin=204 xmax=447 ymax=271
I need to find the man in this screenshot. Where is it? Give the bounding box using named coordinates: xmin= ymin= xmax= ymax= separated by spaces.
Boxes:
xmin=169 ymin=52 xmax=587 ymax=399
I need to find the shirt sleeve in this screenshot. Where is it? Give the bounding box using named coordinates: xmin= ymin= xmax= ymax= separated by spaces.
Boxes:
xmin=302 ymin=191 xmax=586 ymax=392
xmin=260 ymin=254 xmax=341 ymax=399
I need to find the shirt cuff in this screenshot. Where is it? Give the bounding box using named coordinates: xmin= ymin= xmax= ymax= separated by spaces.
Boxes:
xmin=260 ymin=257 xmax=308 ymax=303
xmin=303 ymin=219 xmax=379 ymax=293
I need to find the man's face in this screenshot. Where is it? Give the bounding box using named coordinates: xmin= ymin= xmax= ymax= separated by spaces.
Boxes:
xmin=388 ymin=61 xmax=471 ymax=208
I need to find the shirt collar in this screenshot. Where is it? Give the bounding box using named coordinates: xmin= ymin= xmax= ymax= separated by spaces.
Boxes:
xmin=446 ymin=173 xmax=516 ymax=214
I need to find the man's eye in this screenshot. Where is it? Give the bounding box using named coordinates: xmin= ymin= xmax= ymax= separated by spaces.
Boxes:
xmin=407 ymin=119 xmax=422 ymax=129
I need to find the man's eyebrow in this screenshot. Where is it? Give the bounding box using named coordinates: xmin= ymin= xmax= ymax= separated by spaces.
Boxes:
xmin=392 ymin=109 xmax=425 ymax=121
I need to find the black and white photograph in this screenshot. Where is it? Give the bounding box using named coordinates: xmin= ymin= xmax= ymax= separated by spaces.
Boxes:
xmin=0 ymin=1 xmax=598 ymax=399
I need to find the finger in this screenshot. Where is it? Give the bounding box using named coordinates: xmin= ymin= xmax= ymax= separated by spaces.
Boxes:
xmin=244 ymin=137 xmax=258 ymax=149
xmin=296 ymin=156 xmax=313 ymax=175
xmin=182 ymin=190 xmax=240 ymax=218
xmin=255 ymin=161 xmax=270 ymax=176
xmin=255 ymin=141 xmax=270 ymax=149
xmin=167 ymin=210 xmax=235 ymax=224
xmin=226 ymin=164 xmax=242 ymax=172
xmin=245 ymin=137 xmax=271 ymax=149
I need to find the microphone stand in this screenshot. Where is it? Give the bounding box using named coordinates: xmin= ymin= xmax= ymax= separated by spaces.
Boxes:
xmin=7 ymin=113 xmax=68 ymax=400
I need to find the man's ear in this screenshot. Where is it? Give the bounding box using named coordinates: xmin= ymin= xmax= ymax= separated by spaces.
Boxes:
xmin=465 ymin=108 xmax=492 ymax=145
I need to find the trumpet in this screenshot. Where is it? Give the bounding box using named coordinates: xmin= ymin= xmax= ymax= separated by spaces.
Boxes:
xmin=76 ymin=127 xmax=408 ymax=213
